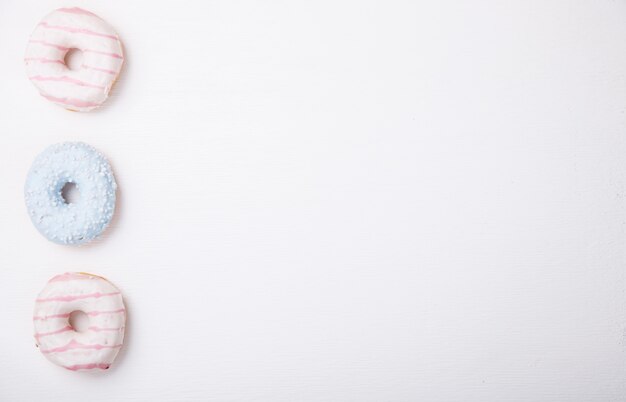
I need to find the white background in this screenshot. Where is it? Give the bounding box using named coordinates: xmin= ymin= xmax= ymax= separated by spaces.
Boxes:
xmin=1 ymin=1 xmax=625 ymax=401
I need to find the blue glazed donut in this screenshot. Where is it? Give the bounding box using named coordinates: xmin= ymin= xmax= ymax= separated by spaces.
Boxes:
xmin=24 ymin=142 xmax=117 ymax=245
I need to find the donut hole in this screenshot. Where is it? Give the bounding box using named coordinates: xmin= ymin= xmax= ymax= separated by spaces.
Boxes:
xmin=61 ymin=182 xmax=80 ymax=204
xmin=64 ymin=48 xmax=84 ymax=71
xmin=68 ymin=311 xmax=89 ymax=332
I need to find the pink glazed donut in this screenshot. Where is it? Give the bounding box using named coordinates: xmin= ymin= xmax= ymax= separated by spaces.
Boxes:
xmin=33 ymin=273 xmax=126 ymax=371
xmin=24 ymin=7 xmax=124 ymax=111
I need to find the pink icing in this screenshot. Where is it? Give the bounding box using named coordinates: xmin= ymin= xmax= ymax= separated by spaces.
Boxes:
xmin=83 ymin=49 xmax=124 ymax=59
xmin=36 ymin=291 xmax=121 ymax=303
xmin=86 ymin=308 xmax=126 ymax=316
xmin=33 ymin=308 xmax=126 ymax=321
xmin=28 ymin=41 xmax=124 ymax=60
xmin=64 ymin=363 xmax=110 ymax=371
xmin=34 ymin=325 xmax=73 ymax=339
xmin=81 ymin=65 xmax=118 ymax=75
xmin=28 ymin=40 xmax=70 ymax=51
xmin=35 ymin=326 xmax=124 ymax=339
xmin=40 ymin=94 xmax=102 ymax=108
xmin=29 ymin=75 xmax=105 ymax=89
xmin=41 ymin=339 xmax=122 ymax=354
xmin=38 ymin=22 xmax=119 ymax=41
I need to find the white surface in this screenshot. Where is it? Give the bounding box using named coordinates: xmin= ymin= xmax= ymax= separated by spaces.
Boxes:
xmin=1 ymin=1 xmax=625 ymax=401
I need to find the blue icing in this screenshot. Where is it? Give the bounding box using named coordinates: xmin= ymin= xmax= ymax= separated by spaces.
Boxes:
xmin=24 ymin=142 xmax=117 ymax=245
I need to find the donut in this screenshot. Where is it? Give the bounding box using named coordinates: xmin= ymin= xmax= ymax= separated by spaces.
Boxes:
xmin=33 ymin=272 xmax=126 ymax=371
xmin=24 ymin=7 xmax=124 ymax=111
xmin=24 ymin=142 xmax=117 ymax=245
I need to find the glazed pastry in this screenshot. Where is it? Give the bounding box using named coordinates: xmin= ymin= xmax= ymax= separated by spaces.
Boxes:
xmin=33 ymin=272 xmax=126 ymax=371
xmin=24 ymin=7 xmax=124 ymax=111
